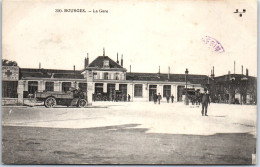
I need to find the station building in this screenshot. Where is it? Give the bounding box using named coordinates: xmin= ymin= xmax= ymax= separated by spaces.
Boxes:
xmin=2 ymin=50 xmax=257 ymax=105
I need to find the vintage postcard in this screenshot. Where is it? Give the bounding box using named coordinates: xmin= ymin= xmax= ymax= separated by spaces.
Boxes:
xmin=2 ymin=0 xmax=257 ymax=165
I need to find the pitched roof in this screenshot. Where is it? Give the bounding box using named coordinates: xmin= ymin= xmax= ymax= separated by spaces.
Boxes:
xmin=87 ymin=56 xmax=125 ymax=70
xmin=20 ymin=68 xmax=82 ymax=74
xmin=126 ymin=72 xmax=211 ymax=84
xmin=214 ymin=74 xmax=257 ymax=83
xmin=20 ymin=68 xmax=84 ymax=79
xmin=52 ymin=73 xmax=84 ymax=79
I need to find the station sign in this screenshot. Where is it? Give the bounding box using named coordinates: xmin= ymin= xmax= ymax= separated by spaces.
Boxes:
xmin=2 ymin=66 xmax=19 ymax=81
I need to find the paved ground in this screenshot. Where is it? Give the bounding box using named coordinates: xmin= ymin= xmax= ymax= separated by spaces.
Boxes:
xmin=2 ymin=102 xmax=257 ymax=164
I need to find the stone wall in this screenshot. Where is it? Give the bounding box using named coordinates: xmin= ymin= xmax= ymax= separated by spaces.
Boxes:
xmin=2 ymin=98 xmax=19 ymax=105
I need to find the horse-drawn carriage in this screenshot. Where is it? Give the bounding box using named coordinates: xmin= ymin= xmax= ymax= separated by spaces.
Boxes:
xmin=186 ymin=88 xmax=202 ymax=105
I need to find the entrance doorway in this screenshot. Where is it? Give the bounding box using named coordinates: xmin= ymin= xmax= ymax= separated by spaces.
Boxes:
xmin=177 ymin=86 xmax=185 ymax=101
xmin=119 ymin=84 xmax=127 ymax=101
xmin=149 ymin=85 xmax=157 ymax=101
xmin=107 ymin=84 xmax=115 ymax=101
xmin=95 ymin=83 xmax=103 ymax=94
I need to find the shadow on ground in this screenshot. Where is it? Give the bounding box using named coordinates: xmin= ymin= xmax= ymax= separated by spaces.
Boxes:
xmin=2 ymin=124 xmax=256 ymax=165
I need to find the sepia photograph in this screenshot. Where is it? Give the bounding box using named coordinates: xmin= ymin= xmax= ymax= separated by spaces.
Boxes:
xmin=1 ymin=0 xmax=258 ymax=165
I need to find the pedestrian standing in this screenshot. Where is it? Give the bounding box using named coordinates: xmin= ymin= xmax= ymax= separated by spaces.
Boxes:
xmin=166 ymin=95 xmax=170 ymax=103
xmin=109 ymin=93 xmax=112 ymax=101
xmin=112 ymin=94 xmax=115 ymax=102
xmin=171 ymin=94 xmax=174 ymax=103
xmin=128 ymin=94 xmax=131 ymax=102
xmin=157 ymin=93 xmax=162 ymax=104
xmin=201 ymin=89 xmax=210 ymax=116
xmin=124 ymin=94 xmax=127 ymax=102
xmin=116 ymin=94 xmax=119 ymax=102
xmin=92 ymin=93 xmax=94 ymax=102
xmin=153 ymin=93 xmax=158 ymax=104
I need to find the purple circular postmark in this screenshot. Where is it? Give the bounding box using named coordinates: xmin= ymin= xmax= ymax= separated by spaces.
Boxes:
xmin=202 ymin=36 xmax=225 ymax=53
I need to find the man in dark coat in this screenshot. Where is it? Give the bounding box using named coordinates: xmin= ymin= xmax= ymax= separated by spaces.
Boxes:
xmin=128 ymin=94 xmax=131 ymax=102
xmin=201 ymin=89 xmax=210 ymax=116
xmin=171 ymin=94 xmax=174 ymax=103
xmin=157 ymin=93 xmax=162 ymax=105
xmin=166 ymin=95 xmax=170 ymax=103
xmin=153 ymin=93 xmax=158 ymax=104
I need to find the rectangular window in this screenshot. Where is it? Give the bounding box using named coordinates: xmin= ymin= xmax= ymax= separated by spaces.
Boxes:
xmin=95 ymin=83 xmax=103 ymax=94
xmin=2 ymin=81 xmax=18 ymax=98
xmin=107 ymin=84 xmax=115 ymax=95
xmin=115 ymin=73 xmax=119 ymax=80
xmin=45 ymin=82 xmax=54 ymax=91
xmin=62 ymin=82 xmax=71 ymax=92
xmin=93 ymin=72 xmax=97 ymax=79
xmin=28 ymin=81 xmax=38 ymax=95
xmin=163 ymin=85 xmax=171 ymax=97
xmin=104 ymin=72 xmax=109 ymax=80
xmin=119 ymin=84 xmax=127 ymax=95
xmin=79 ymin=83 xmax=87 ymax=92
xmin=134 ymin=84 xmax=143 ymax=97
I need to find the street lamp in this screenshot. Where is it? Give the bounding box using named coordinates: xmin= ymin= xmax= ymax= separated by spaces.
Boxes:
xmin=185 ymin=68 xmax=189 ymax=105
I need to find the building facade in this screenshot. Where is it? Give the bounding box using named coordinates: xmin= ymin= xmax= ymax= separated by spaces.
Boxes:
xmin=2 ymin=51 xmax=257 ymax=105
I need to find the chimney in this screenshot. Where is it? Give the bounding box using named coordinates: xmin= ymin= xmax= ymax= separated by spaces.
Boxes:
xmin=234 ymin=61 xmax=236 ymax=74
xmin=116 ymin=53 xmax=119 ymax=64
xmin=159 ymin=66 xmax=160 ymax=74
xmin=84 ymin=58 xmax=87 ymax=69
xmin=103 ymin=48 xmax=105 ymax=56
xmin=39 ymin=62 xmax=41 ymax=69
xmin=121 ymin=54 xmax=123 ymax=66
xmin=242 ymin=65 xmax=243 ymax=75
xmin=73 ymin=65 xmax=75 ymax=71
xmin=130 ymin=65 xmax=131 ymax=73
xmin=168 ymin=66 xmax=170 ymax=79
xmin=87 ymin=53 xmax=89 ymax=64
xmin=246 ymin=68 xmax=248 ymax=76
xmin=210 ymin=66 xmax=215 ymax=78
xmin=213 ymin=66 xmax=215 ymax=77
xmin=84 ymin=53 xmax=89 ymax=69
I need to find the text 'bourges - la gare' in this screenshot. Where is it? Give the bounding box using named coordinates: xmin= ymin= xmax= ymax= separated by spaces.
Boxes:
xmin=55 ymin=9 xmax=108 ymax=13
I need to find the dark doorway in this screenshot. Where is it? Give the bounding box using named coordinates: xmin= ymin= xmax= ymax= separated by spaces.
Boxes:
xmin=95 ymin=83 xmax=103 ymax=94
xmin=149 ymin=85 xmax=157 ymax=101
xmin=107 ymin=84 xmax=115 ymax=101
xmin=177 ymin=86 xmax=185 ymax=102
xmin=119 ymin=84 xmax=127 ymax=101
xmin=28 ymin=81 xmax=38 ymax=96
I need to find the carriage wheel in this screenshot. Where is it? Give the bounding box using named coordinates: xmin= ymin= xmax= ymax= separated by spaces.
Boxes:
xmin=95 ymin=95 xmax=101 ymax=101
xmin=78 ymin=99 xmax=87 ymax=108
xmin=44 ymin=97 xmax=56 ymax=108
xmin=103 ymin=96 xmax=108 ymax=101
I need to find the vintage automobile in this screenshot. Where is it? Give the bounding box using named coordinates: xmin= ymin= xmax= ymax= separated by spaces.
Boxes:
xmin=35 ymin=87 xmax=88 ymax=108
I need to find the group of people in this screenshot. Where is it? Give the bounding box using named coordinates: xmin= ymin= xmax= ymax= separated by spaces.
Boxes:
xmin=93 ymin=93 xmax=131 ymax=102
xmin=153 ymin=93 xmax=175 ymax=104
xmin=166 ymin=94 xmax=175 ymax=103
xmin=152 ymin=88 xmax=210 ymax=116
xmin=109 ymin=94 xmax=131 ymax=102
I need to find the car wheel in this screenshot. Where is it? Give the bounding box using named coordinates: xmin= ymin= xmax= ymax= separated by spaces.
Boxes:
xmin=78 ymin=99 xmax=87 ymax=108
xmin=44 ymin=97 xmax=56 ymax=108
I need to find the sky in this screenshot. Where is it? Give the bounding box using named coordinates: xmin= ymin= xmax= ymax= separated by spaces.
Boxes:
xmin=2 ymin=0 xmax=257 ymax=77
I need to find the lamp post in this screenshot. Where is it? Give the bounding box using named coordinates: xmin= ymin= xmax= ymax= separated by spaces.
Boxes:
xmin=185 ymin=68 xmax=189 ymax=105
